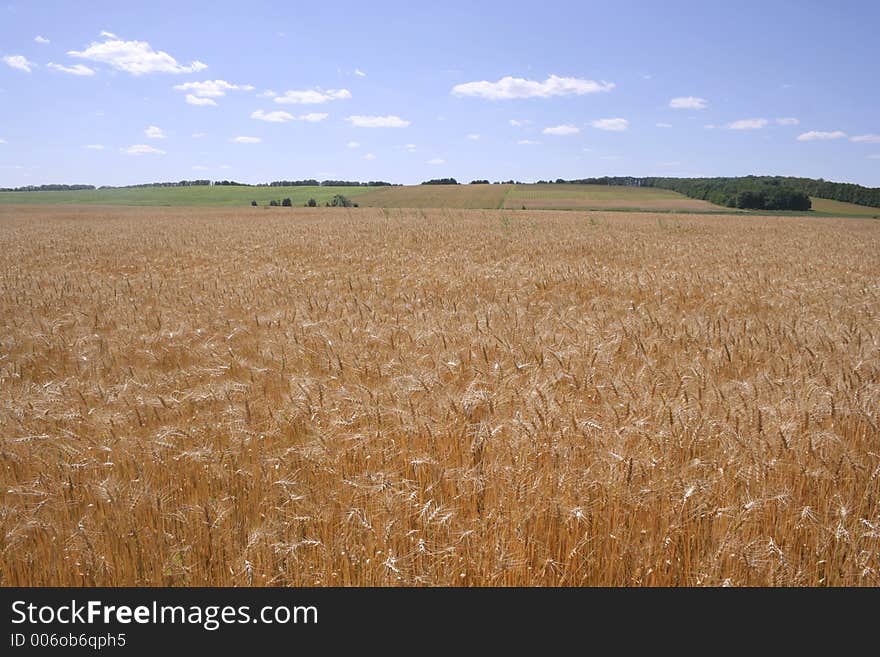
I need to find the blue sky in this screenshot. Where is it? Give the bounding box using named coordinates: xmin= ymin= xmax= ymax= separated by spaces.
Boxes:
xmin=1 ymin=0 xmax=879 ymax=187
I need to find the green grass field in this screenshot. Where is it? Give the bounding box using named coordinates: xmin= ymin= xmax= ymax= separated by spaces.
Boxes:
xmin=2 ymin=183 xmax=878 ymax=217
xmin=808 ymin=197 xmax=880 ymax=217
xmin=0 ymin=185 xmax=365 ymax=206
xmin=352 ymin=184 xmax=513 ymax=209
xmin=502 ymin=184 xmax=720 ymax=211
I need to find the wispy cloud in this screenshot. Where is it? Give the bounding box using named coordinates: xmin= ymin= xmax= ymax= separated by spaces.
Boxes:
xmin=174 ymin=79 xmax=252 ymax=106
xmin=403 ymin=144 xmax=417 ymax=152
xmin=669 ymin=96 xmax=707 ymax=110
xmin=144 ymin=125 xmax=166 ymax=139
xmin=34 ymin=35 xmax=50 ymax=44
xmin=591 ymin=118 xmax=629 ymax=131
xmin=174 ymin=79 xmax=252 ymax=97
xmin=354 ymin=68 xmax=366 ymax=77
xmin=2 ymin=55 xmax=35 ymax=72
xmin=347 ymin=141 xmax=360 ymax=149
xmin=797 ymin=130 xmax=847 ymax=141
xmin=68 ymin=35 xmax=207 ymax=75
xmin=191 ymin=132 xmax=207 ymax=138
xmin=122 ymin=144 xmax=165 ymax=155
xmin=84 ymin=144 xmax=104 ymax=150
xmin=251 ymin=109 xmax=328 ymax=123
xmin=47 ymin=62 xmax=95 ymax=76
xmin=452 ymin=74 xmax=614 ymax=100
xmin=466 ymin=133 xmax=480 ymax=140
xmin=655 ymin=122 xmax=673 ymax=128
xmin=776 ymin=117 xmax=800 ymax=126
xmin=185 ymin=94 xmax=217 ymax=106
xmin=851 ymin=134 xmax=880 ymax=144
xmin=427 ymin=158 xmax=446 ymax=164
xmin=346 ymin=115 xmax=410 ymax=128
xmin=251 ymin=109 xmax=295 ymax=123
xmin=868 ymin=154 xmax=880 ymax=159
xmin=509 ymin=119 xmax=531 ymax=127
xmin=192 ymin=165 xmax=209 ymax=170
xmin=275 ymin=88 xmax=351 ymax=104
xmin=231 ymin=136 xmax=262 ymax=143
xmin=363 ymin=153 xmax=376 ymax=160
xmin=543 ymin=124 xmax=580 ymax=136
xmin=517 ymin=139 xmax=541 ymax=145
xmin=727 ymin=118 xmax=769 ymax=130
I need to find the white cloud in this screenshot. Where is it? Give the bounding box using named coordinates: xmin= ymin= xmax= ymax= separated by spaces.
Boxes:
xmin=363 ymin=153 xmax=376 ymax=160
xmin=251 ymin=110 xmax=328 ymax=123
xmin=47 ymin=62 xmax=95 ymax=76
xmin=851 ymin=134 xmax=880 ymax=144
xmin=669 ymin=96 xmax=707 ymax=110
xmin=346 ymin=115 xmax=410 ymax=128
xmin=655 ymin=122 xmax=673 ymax=128
xmin=452 ymin=74 xmax=614 ymax=99
xmin=3 ymin=55 xmax=35 ymax=72
xmin=185 ymin=94 xmax=217 ymax=106
xmin=797 ymin=130 xmax=847 ymax=141
xmin=122 ymin=144 xmax=165 ymax=155
xmin=191 ymin=132 xmax=207 ymax=138
xmin=466 ymin=133 xmax=480 ymax=140
xmin=68 ymin=37 xmax=207 ymax=75
xmin=543 ymin=124 xmax=580 ymax=136
xmin=173 ymin=79 xmax=252 ymax=98
xmin=85 ymin=144 xmax=104 ymax=150
xmin=591 ymin=118 xmax=629 ymax=131
xmin=517 ymin=139 xmax=540 ymax=145
xmin=727 ymin=118 xmax=769 ymax=130
xmin=232 ymin=136 xmax=262 ymax=143
xmin=347 ymin=141 xmax=360 ymax=149
xmin=403 ymin=143 xmax=417 ymax=152
xmin=427 ymin=158 xmax=446 ymax=165
xmin=100 ymin=31 xmax=118 ymax=39
xmin=259 ymin=89 xmax=277 ymax=98
xmin=704 ymin=124 xmax=717 ymax=130
xmin=275 ymin=88 xmax=351 ymax=104
xmin=776 ymin=117 xmax=800 ymax=126
xmin=145 ymin=125 xmax=166 ymax=139
xmin=354 ymin=68 xmax=366 ymax=77
xmin=34 ymin=35 xmax=50 ymax=44
xmin=509 ymin=119 xmax=530 ymax=127
xmin=0 ymin=138 xmax=7 ymax=144
xmin=219 ymin=164 xmax=232 ymax=169
xmin=251 ymin=109 xmax=295 ymax=123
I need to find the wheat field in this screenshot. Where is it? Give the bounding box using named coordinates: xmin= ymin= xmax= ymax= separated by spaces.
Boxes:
xmin=1 ymin=204 xmax=878 ymax=586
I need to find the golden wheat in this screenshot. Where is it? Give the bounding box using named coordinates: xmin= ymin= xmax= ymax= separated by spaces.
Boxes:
xmin=1 ymin=204 xmax=878 ymax=586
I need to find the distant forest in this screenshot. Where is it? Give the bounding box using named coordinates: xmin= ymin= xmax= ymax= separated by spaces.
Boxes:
xmin=0 ymin=180 xmax=396 ymax=192
xmin=558 ymin=176 xmax=880 ymax=211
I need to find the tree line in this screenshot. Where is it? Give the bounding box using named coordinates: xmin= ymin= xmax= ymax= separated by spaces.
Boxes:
xmin=1 ymin=180 xmax=395 ymax=192
xmin=552 ymin=175 xmax=880 ymax=210
xmin=0 ymin=184 xmax=96 ymax=192
xmin=257 ymin=194 xmax=356 ymax=208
